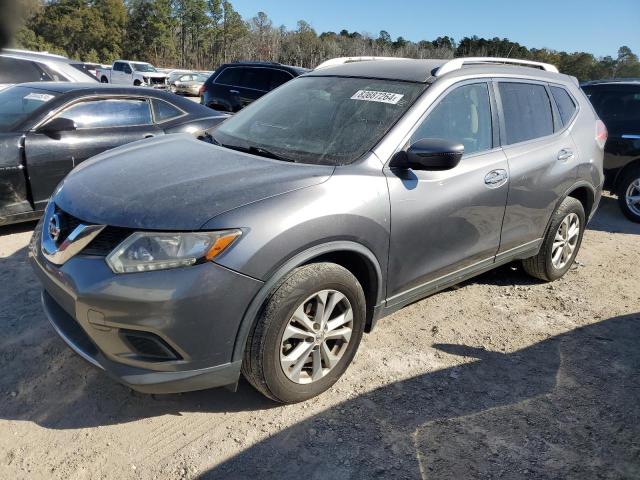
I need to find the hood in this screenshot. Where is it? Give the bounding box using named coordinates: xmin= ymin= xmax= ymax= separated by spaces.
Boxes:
xmin=53 ymin=134 xmax=333 ymax=230
xmin=142 ymin=72 xmax=168 ymax=78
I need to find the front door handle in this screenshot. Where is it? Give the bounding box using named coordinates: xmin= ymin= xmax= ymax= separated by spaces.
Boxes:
xmin=557 ymin=148 xmax=575 ymax=161
xmin=229 ymin=89 xmax=239 ymax=94
xmin=144 ymin=134 xmax=155 ymax=139
xmin=484 ymin=169 xmax=508 ymax=188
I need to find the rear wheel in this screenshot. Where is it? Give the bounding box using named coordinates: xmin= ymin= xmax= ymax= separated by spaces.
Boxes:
xmin=242 ymin=263 xmax=366 ymax=403
xmin=522 ymin=197 xmax=585 ymax=282
xmin=616 ymin=166 xmax=640 ymax=223
xmin=100 ymin=76 xmax=108 ymax=83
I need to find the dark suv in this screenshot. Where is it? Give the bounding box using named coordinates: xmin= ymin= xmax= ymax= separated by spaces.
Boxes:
xmin=200 ymin=61 xmax=307 ymax=112
xmin=582 ymin=80 xmax=640 ymax=222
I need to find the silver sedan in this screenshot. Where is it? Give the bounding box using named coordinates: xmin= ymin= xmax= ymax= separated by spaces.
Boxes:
xmin=170 ymin=73 xmax=209 ymax=96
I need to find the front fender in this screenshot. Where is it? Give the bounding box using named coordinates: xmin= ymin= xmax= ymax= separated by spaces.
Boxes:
xmin=228 ymin=240 xmax=384 ymax=363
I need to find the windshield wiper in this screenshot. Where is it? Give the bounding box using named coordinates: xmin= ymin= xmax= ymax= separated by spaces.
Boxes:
xmin=214 ymin=140 xmax=296 ymax=163
xmin=247 ymin=146 xmax=296 ymax=163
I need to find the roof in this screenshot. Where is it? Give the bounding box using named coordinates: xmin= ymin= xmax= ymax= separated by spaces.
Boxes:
xmin=9 ymin=82 xmax=224 ymax=118
xmin=12 ymin=82 xmax=119 ymax=93
xmin=305 ymin=58 xmax=573 ymax=85
xmin=223 ymin=61 xmax=308 ymax=75
xmin=0 ymin=49 xmax=75 ymax=65
xmin=581 ymin=79 xmax=640 ymax=87
xmin=305 ymin=59 xmax=446 ymax=83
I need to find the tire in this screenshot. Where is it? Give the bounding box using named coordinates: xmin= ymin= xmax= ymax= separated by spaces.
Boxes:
xmin=242 ymin=262 xmax=366 ymax=403
xmin=522 ymin=196 xmax=585 ymax=282
xmin=616 ymin=166 xmax=640 ymax=223
xmin=100 ymin=76 xmax=108 ymax=83
xmin=133 ymin=80 xmax=141 ymax=86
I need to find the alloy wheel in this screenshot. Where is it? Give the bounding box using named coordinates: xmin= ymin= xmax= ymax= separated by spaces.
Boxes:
xmin=625 ymin=177 xmax=640 ymax=217
xmin=551 ymin=212 xmax=580 ymax=269
xmin=279 ymin=289 xmax=353 ymax=384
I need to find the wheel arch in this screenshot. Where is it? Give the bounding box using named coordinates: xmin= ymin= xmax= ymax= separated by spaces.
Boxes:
xmin=613 ymin=157 xmax=640 ymax=190
xmin=542 ymin=181 xmax=597 ymax=241
xmin=230 ymin=241 xmax=384 ymax=363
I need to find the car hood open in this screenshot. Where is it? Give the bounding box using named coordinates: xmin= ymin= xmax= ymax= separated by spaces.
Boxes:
xmin=53 ymin=134 xmax=334 ymax=230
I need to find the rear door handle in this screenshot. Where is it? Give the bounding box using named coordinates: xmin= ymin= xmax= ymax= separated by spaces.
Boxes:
xmin=484 ymin=169 xmax=508 ymax=188
xmin=144 ymin=134 xmax=155 ymax=139
xmin=557 ymin=148 xmax=575 ymax=161
xmin=229 ymin=89 xmax=239 ymax=94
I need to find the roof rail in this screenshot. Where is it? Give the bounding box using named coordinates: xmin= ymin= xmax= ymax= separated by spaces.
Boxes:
xmin=435 ymin=57 xmax=559 ymax=76
xmin=232 ymin=60 xmax=281 ymax=65
xmin=314 ymin=56 xmax=409 ymax=70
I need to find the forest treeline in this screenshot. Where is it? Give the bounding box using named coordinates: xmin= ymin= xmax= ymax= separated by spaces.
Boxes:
xmin=12 ymin=0 xmax=640 ymax=81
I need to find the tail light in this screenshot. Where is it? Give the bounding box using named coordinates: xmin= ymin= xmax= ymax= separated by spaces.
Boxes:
xmin=198 ymin=84 xmax=205 ymax=96
xmin=596 ymin=119 xmax=607 ymax=149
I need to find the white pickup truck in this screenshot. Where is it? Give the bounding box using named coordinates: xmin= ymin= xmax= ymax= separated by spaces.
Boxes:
xmin=96 ymin=60 xmax=168 ymax=88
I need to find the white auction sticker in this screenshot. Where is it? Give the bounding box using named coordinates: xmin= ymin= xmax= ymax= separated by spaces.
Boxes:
xmin=351 ymin=90 xmax=404 ymax=104
xmin=24 ymin=92 xmax=55 ymax=102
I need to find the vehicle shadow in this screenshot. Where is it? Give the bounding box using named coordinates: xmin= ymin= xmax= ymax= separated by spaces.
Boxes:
xmin=0 ymin=220 xmax=37 ymax=237
xmin=0 ymin=243 xmax=278 ymax=428
xmin=200 ymin=313 xmax=639 ymax=479
xmin=587 ymin=195 xmax=640 ymax=235
xmin=0 ymin=218 xmax=638 ymax=478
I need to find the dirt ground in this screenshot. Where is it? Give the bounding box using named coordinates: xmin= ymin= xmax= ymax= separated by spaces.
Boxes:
xmin=0 ymin=194 xmax=639 ymax=480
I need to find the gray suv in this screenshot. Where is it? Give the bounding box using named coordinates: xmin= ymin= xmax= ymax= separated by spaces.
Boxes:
xmin=29 ymin=57 xmax=605 ymax=403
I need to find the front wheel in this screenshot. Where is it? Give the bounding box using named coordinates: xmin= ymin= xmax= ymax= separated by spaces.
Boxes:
xmin=100 ymin=76 xmax=108 ymax=83
xmin=616 ymin=166 xmax=640 ymax=223
xmin=522 ymin=197 xmax=585 ymax=282
xmin=242 ymin=263 xmax=366 ymax=403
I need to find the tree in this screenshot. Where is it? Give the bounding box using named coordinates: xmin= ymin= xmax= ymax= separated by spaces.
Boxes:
xmin=12 ymin=1 xmax=640 ymax=80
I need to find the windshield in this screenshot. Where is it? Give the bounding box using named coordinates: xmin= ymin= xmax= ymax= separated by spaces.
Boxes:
xmin=132 ymin=63 xmax=157 ymax=73
xmin=0 ymin=86 xmax=59 ymax=132
xmin=213 ymin=76 xmax=425 ymax=165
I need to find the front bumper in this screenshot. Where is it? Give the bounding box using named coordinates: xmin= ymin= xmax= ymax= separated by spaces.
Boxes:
xmin=29 ymin=225 xmax=263 ymax=393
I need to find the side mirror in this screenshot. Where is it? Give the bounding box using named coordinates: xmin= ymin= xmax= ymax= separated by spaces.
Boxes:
xmin=124 ymin=66 xmax=132 ymax=74
xmin=37 ymin=117 xmax=77 ymax=136
xmin=390 ymin=138 xmax=464 ymax=171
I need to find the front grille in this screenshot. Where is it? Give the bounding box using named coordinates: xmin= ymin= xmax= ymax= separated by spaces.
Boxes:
xmin=149 ymin=77 xmax=167 ymax=86
xmin=55 ymin=207 xmax=133 ymax=256
xmin=121 ymin=330 xmax=181 ymax=361
xmin=83 ymin=227 xmax=132 ymax=256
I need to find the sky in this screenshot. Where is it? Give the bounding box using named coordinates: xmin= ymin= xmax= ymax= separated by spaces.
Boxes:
xmin=230 ymin=0 xmax=639 ymax=58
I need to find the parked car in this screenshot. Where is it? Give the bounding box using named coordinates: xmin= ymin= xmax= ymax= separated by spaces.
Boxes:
xmin=96 ymin=60 xmax=168 ymax=88
xmin=582 ymin=80 xmax=640 ymax=222
xmin=0 ymin=49 xmax=97 ymax=90
xmin=170 ymin=72 xmax=208 ymax=96
xmin=79 ymin=62 xmax=103 ymax=79
xmin=30 ymin=57 xmax=604 ymax=403
xmin=200 ymin=61 xmax=306 ymax=112
xmin=0 ymin=82 xmax=228 ymax=226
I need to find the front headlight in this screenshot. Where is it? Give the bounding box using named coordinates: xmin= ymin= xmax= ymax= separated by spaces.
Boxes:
xmin=106 ymin=230 xmax=241 ymax=274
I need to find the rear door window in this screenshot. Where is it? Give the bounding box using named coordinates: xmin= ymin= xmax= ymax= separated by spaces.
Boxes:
xmin=583 ymin=87 xmax=640 ymax=123
xmin=58 ymin=98 xmax=153 ymax=128
xmin=0 ymin=57 xmax=52 ymax=83
xmin=215 ymin=67 xmax=243 ymax=87
xmin=239 ymin=68 xmax=269 ymax=91
xmin=498 ymin=82 xmax=554 ymax=145
xmin=550 ymin=86 xmax=577 ymax=126
xmin=265 ymin=69 xmax=294 ymax=90
xmin=151 ymin=99 xmax=183 ymax=122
